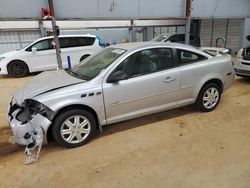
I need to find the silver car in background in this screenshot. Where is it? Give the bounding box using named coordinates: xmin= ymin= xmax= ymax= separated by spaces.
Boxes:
xmin=234 ymin=35 xmax=250 ymax=76
xmin=8 ymin=42 xmax=235 ymax=149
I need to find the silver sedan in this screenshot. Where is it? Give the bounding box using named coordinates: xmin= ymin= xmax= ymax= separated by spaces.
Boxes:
xmin=8 ymin=42 xmax=235 ymax=150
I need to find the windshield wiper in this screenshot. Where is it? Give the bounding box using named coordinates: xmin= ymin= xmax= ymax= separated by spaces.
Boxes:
xmin=66 ymin=69 xmax=80 ymax=78
xmin=66 ymin=69 xmax=91 ymax=81
xmin=70 ymin=70 xmax=80 ymax=77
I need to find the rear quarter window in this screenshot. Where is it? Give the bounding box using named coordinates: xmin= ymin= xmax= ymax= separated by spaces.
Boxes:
xmin=177 ymin=49 xmax=207 ymax=65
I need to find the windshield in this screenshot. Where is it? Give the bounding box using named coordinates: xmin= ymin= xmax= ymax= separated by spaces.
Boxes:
xmin=151 ymin=34 xmax=168 ymax=42
xmin=69 ymin=47 xmax=126 ymax=80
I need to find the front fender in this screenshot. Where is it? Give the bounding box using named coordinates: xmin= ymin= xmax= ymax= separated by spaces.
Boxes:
xmin=34 ymin=91 xmax=106 ymax=126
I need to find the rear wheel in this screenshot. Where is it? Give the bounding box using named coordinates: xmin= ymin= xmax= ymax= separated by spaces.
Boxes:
xmin=7 ymin=61 xmax=29 ymax=77
xmin=52 ymin=109 xmax=97 ymax=148
xmin=196 ymin=83 xmax=221 ymax=112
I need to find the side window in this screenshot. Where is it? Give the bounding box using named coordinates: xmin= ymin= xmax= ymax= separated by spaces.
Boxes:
xmin=177 ymin=49 xmax=207 ymax=65
xmin=168 ymin=34 xmax=185 ymax=43
xmin=77 ymin=37 xmax=95 ymax=46
xmin=59 ymin=37 xmax=71 ymax=48
xmin=59 ymin=37 xmax=95 ymax=48
xmin=168 ymin=35 xmax=179 ymax=42
xmin=31 ymin=39 xmax=52 ymax=51
xmin=114 ymin=48 xmax=174 ymax=79
xmin=179 ymin=34 xmax=185 ymax=42
xmin=154 ymin=48 xmax=174 ymax=70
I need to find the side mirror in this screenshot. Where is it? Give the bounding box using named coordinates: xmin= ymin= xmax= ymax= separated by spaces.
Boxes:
xmin=107 ymin=71 xmax=128 ymax=83
xmin=31 ymin=47 xmax=37 ymax=53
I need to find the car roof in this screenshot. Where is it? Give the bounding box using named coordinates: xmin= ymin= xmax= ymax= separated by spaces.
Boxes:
xmin=37 ymin=34 xmax=96 ymax=40
xmin=110 ymin=42 xmax=210 ymax=58
xmin=111 ymin=41 xmax=197 ymax=51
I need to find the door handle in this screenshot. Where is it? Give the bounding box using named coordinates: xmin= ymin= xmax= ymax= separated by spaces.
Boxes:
xmin=163 ymin=77 xmax=176 ymax=83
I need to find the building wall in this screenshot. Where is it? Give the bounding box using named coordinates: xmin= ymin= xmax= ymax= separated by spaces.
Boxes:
xmin=0 ymin=0 xmax=250 ymax=19
xmin=192 ymin=0 xmax=250 ymax=18
xmin=0 ymin=0 xmax=47 ymax=18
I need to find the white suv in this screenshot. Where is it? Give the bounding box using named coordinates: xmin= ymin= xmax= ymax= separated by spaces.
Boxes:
xmin=0 ymin=34 xmax=102 ymax=77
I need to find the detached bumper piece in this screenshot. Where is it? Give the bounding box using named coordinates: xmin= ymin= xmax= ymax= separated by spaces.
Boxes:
xmin=24 ymin=125 xmax=44 ymax=165
xmin=8 ymin=103 xmax=51 ymax=164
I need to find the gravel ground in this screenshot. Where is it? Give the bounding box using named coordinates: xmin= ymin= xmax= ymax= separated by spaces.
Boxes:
xmin=0 ymin=74 xmax=250 ymax=188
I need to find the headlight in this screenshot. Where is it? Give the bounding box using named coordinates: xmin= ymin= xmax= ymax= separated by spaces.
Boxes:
xmin=15 ymin=99 xmax=54 ymax=123
xmin=0 ymin=57 xmax=5 ymax=61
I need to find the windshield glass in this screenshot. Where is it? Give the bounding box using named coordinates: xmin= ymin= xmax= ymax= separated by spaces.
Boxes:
xmin=69 ymin=47 xmax=126 ymax=80
xmin=151 ymin=34 xmax=168 ymax=42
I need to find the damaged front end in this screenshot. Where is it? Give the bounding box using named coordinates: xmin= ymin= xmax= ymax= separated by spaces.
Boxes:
xmin=8 ymin=98 xmax=53 ymax=164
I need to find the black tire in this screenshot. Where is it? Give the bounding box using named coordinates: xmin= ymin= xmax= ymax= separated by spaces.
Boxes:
xmin=52 ymin=109 xmax=97 ymax=148
xmin=80 ymin=54 xmax=90 ymax=62
xmin=195 ymin=83 xmax=221 ymax=112
xmin=7 ymin=60 xmax=29 ymax=77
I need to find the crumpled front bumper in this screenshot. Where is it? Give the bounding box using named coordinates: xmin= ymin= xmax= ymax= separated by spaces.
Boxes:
xmin=8 ymin=101 xmax=52 ymax=146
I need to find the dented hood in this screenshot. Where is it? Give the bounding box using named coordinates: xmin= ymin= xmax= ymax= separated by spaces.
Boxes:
xmin=14 ymin=70 xmax=84 ymax=105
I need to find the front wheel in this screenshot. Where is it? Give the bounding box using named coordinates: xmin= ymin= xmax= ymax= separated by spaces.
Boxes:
xmin=7 ymin=61 xmax=29 ymax=77
xmin=52 ymin=109 xmax=97 ymax=148
xmin=196 ymin=83 xmax=221 ymax=112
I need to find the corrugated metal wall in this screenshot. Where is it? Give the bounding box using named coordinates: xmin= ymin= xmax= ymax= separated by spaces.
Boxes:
xmin=227 ymin=19 xmax=243 ymax=51
xmin=60 ymin=28 xmax=130 ymax=44
xmin=153 ymin=26 xmax=185 ymax=37
xmin=200 ymin=19 xmax=243 ymax=52
xmin=0 ymin=30 xmax=41 ymax=54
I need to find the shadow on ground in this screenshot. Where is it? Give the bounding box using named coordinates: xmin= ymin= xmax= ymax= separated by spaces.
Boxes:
xmin=0 ymin=105 xmax=195 ymax=157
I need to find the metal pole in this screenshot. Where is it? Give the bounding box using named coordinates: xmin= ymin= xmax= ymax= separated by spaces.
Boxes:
xmin=48 ymin=0 xmax=55 ymax=16
xmin=210 ymin=19 xmax=214 ymax=47
xmin=129 ymin=20 xmax=133 ymax=42
xmin=185 ymin=0 xmax=191 ymax=45
xmin=224 ymin=19 xmax=229 ymax=48
xmin=51 ymin=17 xmax=62 ymax=69
xmin=185 ymin=17 xmax=191 ymax=45
xmin=47 ymin=0 xmax=62 ymax=69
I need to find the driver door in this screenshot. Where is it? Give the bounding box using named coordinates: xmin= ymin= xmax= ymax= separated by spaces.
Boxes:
xmin=27 ymin=39 xmax=57 ymax=71
xmin=102 ymin=48 xmax=181 ymax=124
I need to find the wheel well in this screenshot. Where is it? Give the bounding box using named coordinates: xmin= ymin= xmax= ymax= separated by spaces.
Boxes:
xmin=202 ymin=79 xmax=224 ymax=93
xmin=80 ymin=54 xmax=90 ymax=62
xmin=7 ymin=60 xmax=29 ymax=73
xmin=47 ymin=104 xmax=99 ymax=142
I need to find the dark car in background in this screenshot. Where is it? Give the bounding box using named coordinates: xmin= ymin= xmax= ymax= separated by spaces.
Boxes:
xmin=152 ymin=33 xmax=201 ymax=47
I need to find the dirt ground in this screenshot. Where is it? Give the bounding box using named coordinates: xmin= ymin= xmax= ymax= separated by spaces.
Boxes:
xmin=0 ymin=74 xmax=250 ymax=188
